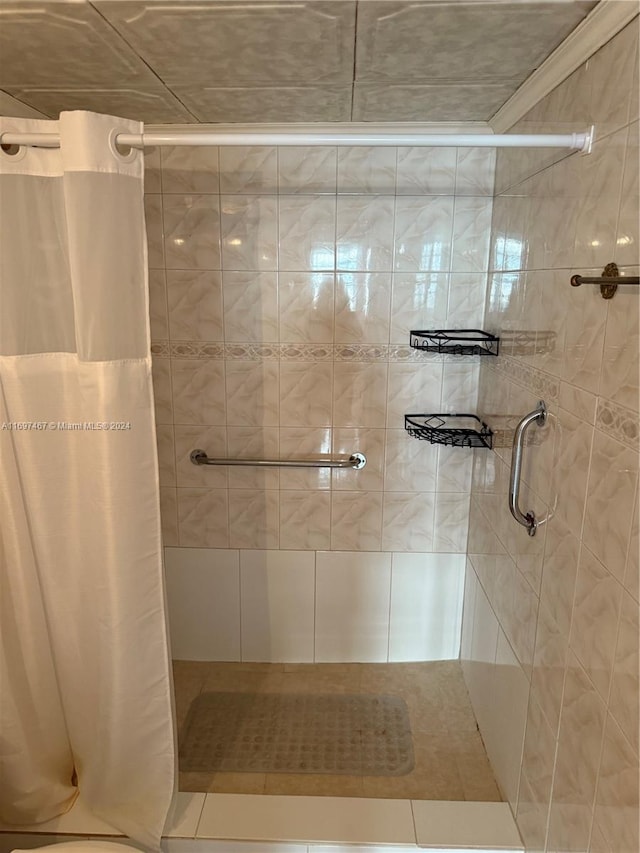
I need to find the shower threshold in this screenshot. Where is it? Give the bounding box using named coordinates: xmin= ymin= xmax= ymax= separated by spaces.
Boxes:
xmin=0 ymin=791 xmax=524 ymax=851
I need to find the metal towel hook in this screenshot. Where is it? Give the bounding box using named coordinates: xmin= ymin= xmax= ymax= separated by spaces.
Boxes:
xmin=509 ymin=401 xmax=547 ymax=536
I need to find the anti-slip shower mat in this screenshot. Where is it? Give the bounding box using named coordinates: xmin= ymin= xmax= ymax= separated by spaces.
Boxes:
xmin=180 ymin=692 xmax=414 ymax=775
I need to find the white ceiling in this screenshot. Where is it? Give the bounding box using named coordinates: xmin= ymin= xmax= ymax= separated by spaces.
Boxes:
xmin=0 ymin=0 xmax=598 ymax=123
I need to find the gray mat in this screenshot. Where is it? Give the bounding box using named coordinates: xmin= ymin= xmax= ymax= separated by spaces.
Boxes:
xmin=180 ymin=692 xmax=415 ymax=776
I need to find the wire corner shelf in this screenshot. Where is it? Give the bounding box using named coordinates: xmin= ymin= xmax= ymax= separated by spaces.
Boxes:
xmin=410 ymin=329 xmax=500 ymax=357
xmin=405 ymin=413 xmax=493 ymax=449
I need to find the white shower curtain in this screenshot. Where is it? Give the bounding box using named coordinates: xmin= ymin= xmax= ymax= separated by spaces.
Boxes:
xmin=0 ymin=112 xmax=176 ymax=849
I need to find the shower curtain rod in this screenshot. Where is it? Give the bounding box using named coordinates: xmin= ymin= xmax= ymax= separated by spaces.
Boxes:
xmin=1 ymin=128 xmax=594 ymax=152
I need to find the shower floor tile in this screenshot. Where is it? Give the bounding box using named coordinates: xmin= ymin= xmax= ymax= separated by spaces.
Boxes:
xmin=174 ymin=660 xmax=502 ymax=801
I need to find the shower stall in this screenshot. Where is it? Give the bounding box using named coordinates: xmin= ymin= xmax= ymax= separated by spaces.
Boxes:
xmin=1 ymin=3 xmax=638 ymax=853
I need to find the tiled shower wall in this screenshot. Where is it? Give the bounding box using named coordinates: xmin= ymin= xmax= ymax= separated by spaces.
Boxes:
xmin=461 ymin=19 xmax=639 ymax=853
xmin=145 ymin=143 xmax=495 ymax=662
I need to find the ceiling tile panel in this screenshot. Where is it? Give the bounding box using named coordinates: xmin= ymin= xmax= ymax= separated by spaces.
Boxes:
xmin=0 ymin=90 xmax=48 ymax=118
xmin=7 ymin=87 xmax=195 ymax=124
xmin=355 ymin=1 xmax=598 ymax=82
xmin=94 ymin=1 xmax=357 ymax=85
xmin=171 ymin=85 xmax=353 ymax=123
xmin=353 ymin=82 xmax=517 ymax=122
xmin=0 ymin=1 xmax=163 ymax=88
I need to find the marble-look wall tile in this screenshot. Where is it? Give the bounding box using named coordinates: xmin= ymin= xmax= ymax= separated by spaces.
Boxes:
xmin=226 ymin=426 xmax=279 ymax=491
xmin=163 ymin=194 xmax=221 ymax=270
xmin=161 ymin=146 xmax=219 ymax=194
xmin=624 ymin=486 xmax=639 ymax=603
xmin=572 ymin=127 xmax=626 ymax=271
xmin=382 ymin=491 xmax=435 ymax=552
xmin=455 ymin=148 xmax=496 ymax=197
xmin=144 ymin=147 xmax=162 ymax=193
xmin=225 ymin=361 xmax=279 ymax=427
xmin=219 ymin=147 xmax=277 ymax=194
xmin=159 ymin=486 xmax=178 ymax=546
xmin=394 ymin=196 xmax=454 ymax=272
xmin=546 ymin=655 xmax=607 ymax=853
xmin=280 ymin=362 xmax=332 ymax=427
xmin=552 ymin=408 xmax=593 ymax=539
xmin=144 ymin=193 xmax=164 ymax=268
xmin=467 ymin=24 xmax=639 ymax=853
xmin=389 ymin=272 xmax=449 ymax=343
xmin=336 ymin=195 xmax=395 ymax=271
xmin=156 ymin=423 xmax=176 ymax=487
xmin=228 ymin=489 xmax=279 ymax=550
xmin=279 ymin=490 xmax=331 ymax=550
xmin=441 ymin=362 xmax=480 ymax=412
xmin=167 ymin=270 xmax=223 ymax=342
xmin=331 ymin=427 xmax=385 ymax=492
xmin=337 ymin=147 xmax=397 ymax=194
xmin=569 ymin=545 xmax=623 ymax=702
xmin=558 ymin=381 xmax=597 ymax=425
xmin=386 ymin=362 xmax=443 ymax=428
xmin=451 ymin=198 xmax=493 ymax=272
xmin=446 ymin=273 xmax=486 ymax=329
xmin=583 ymin=19 xmax=638 ymax=138
xmin=333 ymin=362 xmax=388 ymax=428
xmin=600 ymin=282 xmax=639 ymax=413
xmin=616 ymin=120 xmax=639 ymax=268
xmin=222 ymin=271 xmax=278 ymax=343
xmin=220 ymin=195 xmax=278 ymax=270
xmin=531 ymin=602 xmax=569 ymax=733
xmin=148 ymin=138 xmax=493 ymax=665
xmin=177 ymin=487 xmax=229 ymax=548
xmin=149 ymin=268 xmax=169 ymax=340
xmin=396 ymin=147 xmax=457 ymax=196
xmin=279 ymin=272 xmax=334 ymax=343
xmin=173 ymin=424 xmax=227 ymax=489
xmin=334 ymin=273 xmax=391 ymax=343
xmin=278 ymin=195 xmax=336 ymax=271
xmin=383 ymin=429 xmax=437 ymax=493
xmin=608 ymin=589 xmax=639 ymax=755
xmin=515 ymin=772 xmax=548 ymax=853
xmin=516 ymin=696 xmax=556 ymax=852
xmin=432 ymin=492 xmax=470 ymax=553
xmin=583 ymin=430 xmax=639 ymax=583
xmin=539 ymin=518 xmax=580 ymax=637
xmin=436 ymin=447 xmax=473 ymax=493
xmin=331 ymin=490 xmax=383 ymax=551
xmin=171 ymin=359 xmax=226 ymax=425
xmin=593 ymin=712 xmax=640 ymax=853
xmin=278 ymin=426 xmax=332 ymax=491
xmin=151 ymin=356 xmax=173 ymax=424
xmin=278 ymin=146 xmax=337 ymax=194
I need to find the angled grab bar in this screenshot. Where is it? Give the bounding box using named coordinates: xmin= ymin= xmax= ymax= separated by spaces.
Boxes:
xmin=190 ymin=449 xmax=367 ymax=469
xmin=509 ymin=401 xmax=547 ymax=536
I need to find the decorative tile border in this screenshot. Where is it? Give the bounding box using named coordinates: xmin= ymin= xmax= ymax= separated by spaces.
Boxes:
xmin=482 ymin=356 xmax=639 ymax=452
xmin=151 ymin=341 xmax=170 ymax=357
xmin=596 ymin=398 xmax=640 ymax=451
xmin=484 ymin=354 xmax=560 ymax=403
xmin=150 ymin=341 xmax=448 ymax=363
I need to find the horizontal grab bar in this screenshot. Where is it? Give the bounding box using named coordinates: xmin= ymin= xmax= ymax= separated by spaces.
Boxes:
xmin=570 ymin=262 xmax=640 ymax=300
xmin=509 ymin=401 xmax=547 ymax=537
xmin=570 ymin=274 xmax=640 ymax=285
xmin=190 ymin=449 xmax=366 ymax=470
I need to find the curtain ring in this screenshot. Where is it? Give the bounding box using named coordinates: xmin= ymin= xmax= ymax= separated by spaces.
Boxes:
xmin=108 ymin=128 xmax=138 ymax=163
